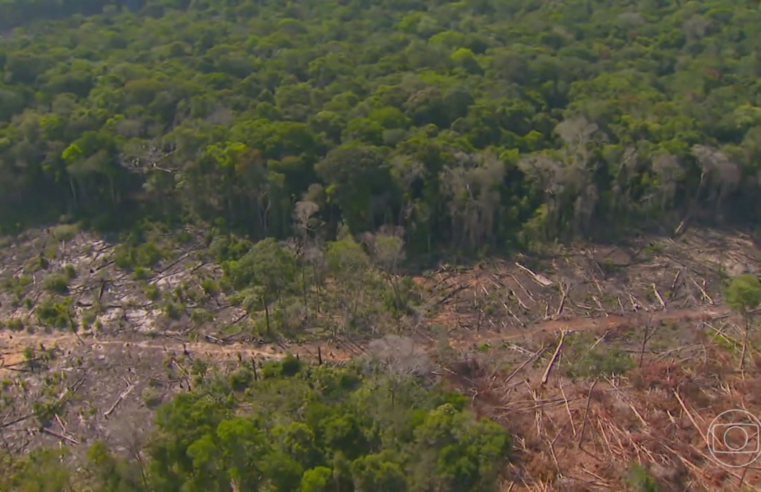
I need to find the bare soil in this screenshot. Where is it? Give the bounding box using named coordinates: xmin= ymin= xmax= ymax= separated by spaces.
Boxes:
xmin=1 ymin=226 xmax=760 ymax=490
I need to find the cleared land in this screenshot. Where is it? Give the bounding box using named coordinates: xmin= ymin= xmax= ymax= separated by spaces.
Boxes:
xmin=1 ymin=226 xmax=760 ymax=490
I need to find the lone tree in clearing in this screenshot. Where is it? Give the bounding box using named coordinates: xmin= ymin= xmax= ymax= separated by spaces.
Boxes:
xmin=725 ymin=273 xmax=761 ymax=370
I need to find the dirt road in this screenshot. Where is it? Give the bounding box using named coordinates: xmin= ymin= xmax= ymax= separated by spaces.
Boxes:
xmin=454 ymin=304 xmax=731 ymax=348
xmin=0 ymin=304 xmax=731 ymax=373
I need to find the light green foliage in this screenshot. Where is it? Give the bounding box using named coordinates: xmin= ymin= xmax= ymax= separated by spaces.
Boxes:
xmin=0 ymin=448 xmax=73 ymax=491
xmin=300 ymin=466 xmax=333 ymax=492
xmin=0 ymin=363 xmax=510 ymax=492
xmin=36 ymin=297 xmax=75 ymax=329
xmin=724 ymin=274 xmax=761 ymax=368
xmin=145 ymin=363 xmax=508 ymax=492
xmin=2 ymin=275 xmax=32 ymax=298
xmin=115 ymin=242 xmax=163 ymax=271
xmin=626 ymin=462 xmax=659 ymax=492
xmin=564 ymin=333 xmax=635 ymax=380
xmin=50 ymin=224 xmax=79 ymax=242
xmin=0 ymin=0 xmax=760 ymax=252
xmin=142 ymin=387 xmax=163 ymax=410
xmin=42 ymin=272 xmax=70 ymax=294
xmin=142 ymin=283 xmax=160 ymax=301
xmin=224 ymin=238 xmax=297 ymax=293
xmin=223 ymin=238 xmax=298 ymax=335
xmin=86 ymin=441 xmax=145 ymax=492
xmin=725 ymin=274 xmax=761 ymax=315
xmin=163 ymin=301 xmax=183 ymax=320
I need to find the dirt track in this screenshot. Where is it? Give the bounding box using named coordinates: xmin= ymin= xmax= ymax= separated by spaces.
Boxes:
xmin=0 ymin=331 xmax=284 ymax=375
xmin=456 ymin=304 xmax=731 ymax=347
xmin=0 ymin=304 xmax=732 ymax=373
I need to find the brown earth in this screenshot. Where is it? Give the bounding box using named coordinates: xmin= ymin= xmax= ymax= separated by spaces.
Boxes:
xmin=1 ymin=226 xmax=760 ymax=490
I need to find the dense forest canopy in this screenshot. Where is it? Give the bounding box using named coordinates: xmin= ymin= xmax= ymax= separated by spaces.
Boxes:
xmin=2 ymin=2 xmax=760 ymax=490
xmin=0 ymin=354 xmax=510 ymax=491
xmin=1 ymin=0 xmax=761 ymax=253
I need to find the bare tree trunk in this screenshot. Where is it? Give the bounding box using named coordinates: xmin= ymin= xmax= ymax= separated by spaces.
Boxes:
xmin=68 ymin=177 xmax=78 ymax=207
xmin=301 ymin=266 xmax=309 ymax=318
xmin=264 ymin=301 xmax=271 ymax=337
xmin=740 ymin=314 xmax=750 ymax=371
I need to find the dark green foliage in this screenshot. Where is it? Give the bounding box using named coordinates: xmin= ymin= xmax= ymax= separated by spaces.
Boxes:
xmin=42 ymin=272 xmax=70 ymax=294
xmin=145 ymin=364 xmax=509 ymax=492
xmin=260 ymin=354 xmax=304 ymax=379
xmin=566 ymin=348 xmax=635 ymax=380
xmin=36 ymin=297 xmax=75 ymax=329
xmin=223 ymin=238 xmax=298 ymax=335
xmin=114 ymin=241 xmax=164 ymax=271
xmin=1 ymin=0 xmax=760 ymax=251
xmin=229 ymin=367 xmax=254 ymax=391
xmin=0 ymin=364 xmax=510 ymax=492
xmin=2 ymin=275 xmax=32 ymax=298
xmin=142 ymin=283 xmax=160 ymax=301
xmin=0 ymin=448 xmax=73 ymax=491
xmin=87 ymin=441 xmax=146 ymax=492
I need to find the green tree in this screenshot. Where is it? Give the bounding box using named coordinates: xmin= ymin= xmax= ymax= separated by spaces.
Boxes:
xmin=300 ymin=467 xmax=333 ymax=492
xmin=4 ymin=448 xmax=73 ymax=492
xmin=225 ymin=238 xmax=298 ymax=336
xmin=325 ymin=234 xmax=371 ymax=333
xmin=351 ymin=453 xmax=408 ymax=492
xmin=725 ymin=274 xmax=761 ymax=370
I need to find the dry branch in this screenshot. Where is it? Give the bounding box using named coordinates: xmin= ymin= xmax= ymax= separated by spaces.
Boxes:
xmin=104 ymin=380 xmax=138 ymax=418
xmin=691 ymin=278 xmax=713 ymax=304
xmin=673 ymin=390 xmax=707 ymax=445
xmin=578 ymin=378 xmax=599 ymax=449
xmin=501 ymin=302 xmax=524 ymax=326
xmin=41 ymin=428 xmax=79 ymax=445
xmin=509 ymin=274 xmax=536 ymax=302
xmin=670 ymin=270 xmax=682 ymax=299
xmin=652 ymin=283 xmax=666 ymax=309
xmin=556 ymin=282 xmax=569 ymax=317
xmin=505 ymin=347 xmax=546 ymax=388
xmin=153 ymin=241 xmax=203 ymax=276
xmin=436 ymin=285 xmax=468 ymax=306
xmin=592 ymin=296 xmax=609 ymax=317
xmin=559 ymin=380 xmax=577 ymax=437
xmin=515 ymin=263 xmax=553 ymax=287
xmin=54 ymin=414 xmax=67 ymax=433
xmin=541 ymin=332 xmax=566 ymax=385
xmin=0 ymin=413 xmax=32 ymax=430
xmin=511 ymin=291 xmax=530 ymax=311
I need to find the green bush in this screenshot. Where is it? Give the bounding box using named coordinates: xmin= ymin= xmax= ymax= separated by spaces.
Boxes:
xmin=43 ymin=273 xmax=70 ymax=294
xmin=163 ymin=301 xmax=183 ymax=320
xmin=143 ymin=283 xmax=161 ymax=301
xmin=626 ymin=463 xmax=658 ymax=492
xmin=142 ymin=387 xmax=163 ymax=410
xmin=81 ymin=308 xmax=97 ymax=330
xmin=51 ymin=224 xmax=79 ymax=242
xmin=2 ymin=274 xmax=31 ymax=296
xmin=24 ymin=256 xmax=48 ymax=273
xmin=114 ymin=241 xmax=164 ymax=271
xmin=566 ymin=347 xmax=635 ymax=380
xmin=36 ymin=297 xmax=75 ymax=329
xmin=133 ymin=267 xmax=149 ymax=280
xmin=563 ymin=333 xmax=635 ymax=380
xmin=229 ymin=367 xmax=255 ymax=391
xmin=261 ymin=354 xmax=303 ymax=379
xmin=200 ymin=279 xmax=220 ymax=296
